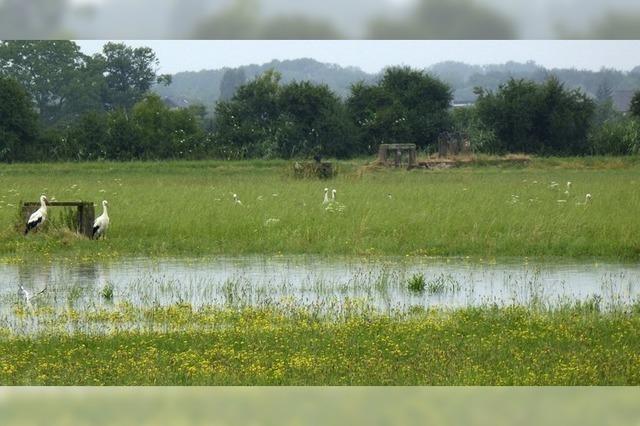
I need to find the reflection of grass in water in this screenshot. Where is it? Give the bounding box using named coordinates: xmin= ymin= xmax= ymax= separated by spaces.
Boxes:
xmin=0 ymin=158 xmax=639 ymax=260
xmin=1 ymin=302 xmax=640 ymax=385
xmin=425 ymin=273 xmax=461 ymax=295
xmin=6 ymin=264 xmax=640 ymax=319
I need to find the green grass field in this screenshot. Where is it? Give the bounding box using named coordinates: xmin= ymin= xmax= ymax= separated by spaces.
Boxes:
xmin=2 ymin=157 xmax=640 ymax=385
xmin=2 ymin=304 xmax=639 ymax=385
xmin=0 ymin=157 xmax=639 ymax=260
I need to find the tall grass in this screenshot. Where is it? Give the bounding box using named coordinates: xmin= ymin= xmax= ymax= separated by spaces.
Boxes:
xmin=0 ymin=158 xmax=639 ymax=260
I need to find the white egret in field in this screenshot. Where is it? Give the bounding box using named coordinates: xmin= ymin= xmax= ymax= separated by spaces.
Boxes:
xmin=323 ymin=188 xmax=330 ymax=205
xmin=24 ymin=195 xmax=48 ymax=235
xmin=233 ymin=194 xmax=243 ymax=205
xmin=92 ymin=200 xmax=110 ymax=239
xmin=332 ymin=189 xmax=337 ymax=201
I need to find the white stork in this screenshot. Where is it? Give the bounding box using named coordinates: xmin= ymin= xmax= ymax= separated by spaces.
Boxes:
xmin=92 ymin=200 xmax=110 ymax=239
xmin=324 ymin=189 xmax=346 ymax=213
xmin=18 ymin=283 xmax=47 ymax=311
xmin=323 ymin=188 xmax=330 ymax=205
xmin=24 ymin=195 xmax=48 ymax=235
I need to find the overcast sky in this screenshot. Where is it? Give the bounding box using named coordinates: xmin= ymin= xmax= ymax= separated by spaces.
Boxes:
xmin=76 ymin=40 xmax=640 ymax=74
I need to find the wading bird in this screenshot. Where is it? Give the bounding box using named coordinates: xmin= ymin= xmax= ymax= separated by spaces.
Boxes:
xmin=565 ymin=181 xmax=572 ymax=195
xmin=323 ymin=188 xmax=330 ymax=205
xmin=577 ymin=193 xmax=592 ymax=206
xmin=325 ymin=189 xmax=345 ymax=213
xmin=92 ymin=200 xmax=110 ymax=239
xmin=24 ymin=195 xmax=48 ymax=235
xmin=18 ymin=283 xmax=47 ymax=311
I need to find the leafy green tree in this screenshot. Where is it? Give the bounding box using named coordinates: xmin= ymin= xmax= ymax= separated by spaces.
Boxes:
xmin=67 ymin=111 xmax=111 ymax=160
xmin=214 ymin=70 xmax=283 ymax=158
xmin=100 ymin=42 xmax=171 ymax=110
xmin=278 ymin=81 xmax=356 ymax=158
xmin=347 ymin=67 xmax=453 ymax=152
xmin=106 ymin=109 xmax=142 ymax=160
xmin=215 ymin=70 xmax=357 ymax=159
xmin=0 ymin=77 xmax=39 ymax=162
xmin=630 ymin=91 xmax=640 ymax=119
xmin=0 ymin=40 xmax=104 ymax=124
xmin=475 ymin=77 xmax=595 ymax=154
xmin=130 ymin=94 xmax=203 ymax=159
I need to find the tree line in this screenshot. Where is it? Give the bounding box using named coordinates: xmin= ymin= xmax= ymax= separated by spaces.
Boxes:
xmin=1 ymin=41 xmax=640 ymax=162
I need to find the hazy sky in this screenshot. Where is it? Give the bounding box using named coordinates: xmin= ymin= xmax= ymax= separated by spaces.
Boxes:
xmin=76 ymin=40 xmax=640 ymax=74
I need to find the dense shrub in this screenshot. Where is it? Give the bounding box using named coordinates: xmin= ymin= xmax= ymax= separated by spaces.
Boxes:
xmin=0 ymin=77 xmax=38 ymax=162
xmin=475 ymin=77 xmax=595 ymax=154
xmin=588 ymin=118 xmax=640 ymax=155
xmin=347 ymin=66 xmax=452 ymax=153
xmin=215 ymin=71 xmax=358 ymax=159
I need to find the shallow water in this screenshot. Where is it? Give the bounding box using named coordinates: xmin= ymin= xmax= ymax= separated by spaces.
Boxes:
xmin=1 ymin=256 xmax=639 ymax=318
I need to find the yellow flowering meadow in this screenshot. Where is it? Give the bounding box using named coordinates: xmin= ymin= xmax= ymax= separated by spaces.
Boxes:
xmin=1 ymin=304 xmax=639 ymax=385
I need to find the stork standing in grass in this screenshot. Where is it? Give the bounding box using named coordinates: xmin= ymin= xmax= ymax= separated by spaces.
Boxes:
xmin=92 ymin=200 xmax=110 ymax=239
xmin=323 ymin=188 xmax=330 ymax=205
xmin=24 ymin=195 xmax=48 ymax=235
xmin=325 ymin=189 xmax=345 ymax=213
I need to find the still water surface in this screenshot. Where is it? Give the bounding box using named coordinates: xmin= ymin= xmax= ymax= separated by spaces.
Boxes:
xmin=1 ymin=256 xmax=638 ymax=316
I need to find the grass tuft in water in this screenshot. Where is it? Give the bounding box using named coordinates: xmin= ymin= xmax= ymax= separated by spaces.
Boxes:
xmin=425 ymin=273 xmax=461 ymax=295
xmin=407 ymin=274 xmax=426 ymax=293
xmin=101 ymin=282 xmax=114 ymax=302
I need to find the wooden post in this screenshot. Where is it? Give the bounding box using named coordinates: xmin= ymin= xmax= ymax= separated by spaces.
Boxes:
xmin=21 ymin=201 xmax=95 ymax=238
xmin=408 ymin=147 xmax=417 ymax=169
xmin=378 ymin=145 xmax=388 ymax=164
xmin=80 ymin=202 xmax=95 ymax=237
